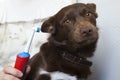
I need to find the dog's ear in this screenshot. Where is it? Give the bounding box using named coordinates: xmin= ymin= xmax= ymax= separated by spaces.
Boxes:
xmin=41 ymin=17 xmax=55 ymax=33
xmin=87 ymin=3 xmax=96 ymax=11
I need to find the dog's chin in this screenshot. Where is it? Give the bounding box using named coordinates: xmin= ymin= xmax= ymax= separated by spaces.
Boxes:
xmin=72 ymin=38 xmax=98 ymax=48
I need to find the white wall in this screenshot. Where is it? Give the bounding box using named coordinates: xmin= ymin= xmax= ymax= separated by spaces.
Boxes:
xmin=96 ymin=1 xmax=120 ymax=80
xmin=0 ymin=0 xmax=120 ymax=80
xmin=0 ymin=0 xmax=75 ymax=23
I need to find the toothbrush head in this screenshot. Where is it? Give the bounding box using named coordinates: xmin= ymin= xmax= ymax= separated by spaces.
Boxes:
xmin=36 ymin=27 xmax=40 ymax=32
xmin=33 ymin=27 xmax=40 ymax=32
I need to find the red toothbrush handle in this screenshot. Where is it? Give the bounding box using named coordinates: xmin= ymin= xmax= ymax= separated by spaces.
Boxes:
xmin=14 ymin=55 xmax=29 ymax=72
xmin=14 ymin=52 xmax=30 ymax=80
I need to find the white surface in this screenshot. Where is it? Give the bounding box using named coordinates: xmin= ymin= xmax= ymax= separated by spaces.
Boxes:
xmin=0 ymin=0 xmax=74 ymax=23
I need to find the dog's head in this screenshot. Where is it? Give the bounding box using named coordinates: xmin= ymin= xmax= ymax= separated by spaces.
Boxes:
xmin=41 ymin=3 xmax=98 ymax=48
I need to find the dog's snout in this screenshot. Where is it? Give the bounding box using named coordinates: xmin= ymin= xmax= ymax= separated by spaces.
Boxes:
xmin=81 ymin=27 xmax=93 ymax=36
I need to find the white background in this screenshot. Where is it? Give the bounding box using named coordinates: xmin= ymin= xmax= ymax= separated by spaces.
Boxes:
xmin=0 ymin=0 xmax=120 ymax=80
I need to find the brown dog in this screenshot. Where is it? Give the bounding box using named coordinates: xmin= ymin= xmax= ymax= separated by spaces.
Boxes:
xmin=25 ymin=3 xmax=98 ymax=80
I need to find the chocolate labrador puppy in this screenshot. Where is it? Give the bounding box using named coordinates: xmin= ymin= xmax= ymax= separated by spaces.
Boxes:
xmin=25 ymin=3 xmax=98 ymax=80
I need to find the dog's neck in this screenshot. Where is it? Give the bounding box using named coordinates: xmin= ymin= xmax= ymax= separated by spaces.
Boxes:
xmin=48 ymin=36 xmax=96 ymax=57
xmin=61 ymin=51 xmax=92 ymax=67
xmin=48 ymin=37 xmax=95 ymax=67
xmin=48 ymin=37 xmax=78 ymax=52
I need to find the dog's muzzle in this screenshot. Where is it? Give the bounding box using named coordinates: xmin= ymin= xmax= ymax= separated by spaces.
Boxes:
xmin=69 ymin=20 xmax=98 ymax=46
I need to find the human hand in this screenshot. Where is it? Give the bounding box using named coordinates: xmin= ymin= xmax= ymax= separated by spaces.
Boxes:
xmin=0 ymin=65 xmax=30 ymax=80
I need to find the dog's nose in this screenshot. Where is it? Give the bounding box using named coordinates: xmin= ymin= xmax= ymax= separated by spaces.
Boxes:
xmin=81 ymin=27 xmax=93 ymax=36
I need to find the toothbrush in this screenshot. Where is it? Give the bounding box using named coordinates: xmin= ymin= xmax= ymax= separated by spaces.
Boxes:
xmin=14 ymin=27 xmax=40 ymax=79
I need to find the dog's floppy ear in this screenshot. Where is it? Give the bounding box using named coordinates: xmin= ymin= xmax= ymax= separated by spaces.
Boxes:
xmin=41 ymin=17 xmax=55 ymax=33
xmin=87 ymin=3 xmax=96 ymax=11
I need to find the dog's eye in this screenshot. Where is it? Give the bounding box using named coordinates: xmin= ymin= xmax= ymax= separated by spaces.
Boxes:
xmin=85 ymin=12 xmax=92 ymax=17
xmin=64 ymin=19 xmax=71 ymax=24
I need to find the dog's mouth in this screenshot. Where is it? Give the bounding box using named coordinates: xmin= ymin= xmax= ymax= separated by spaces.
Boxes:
xmin=78 ymin=37 xmax=97 ymax=45
xmin=68 ymin=35 xmax=98 ymax=48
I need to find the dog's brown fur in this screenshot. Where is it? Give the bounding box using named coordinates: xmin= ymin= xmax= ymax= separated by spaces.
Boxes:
xmin=25 ymin=3 xmax=98 ymax=80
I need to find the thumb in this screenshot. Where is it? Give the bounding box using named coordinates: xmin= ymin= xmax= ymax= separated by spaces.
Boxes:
xmin=25 ymin=65 xmax=31 ymax=74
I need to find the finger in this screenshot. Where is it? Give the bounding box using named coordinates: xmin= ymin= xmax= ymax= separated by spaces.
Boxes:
xmin=3 ymin=66 xmax=23 ymax=78
xmin=4 ymin=74 xmax=20 ymax=80
xmin=26 ymin=65 xmax=31 ymax=74
xmin=0 ymin=72 xmax=20 ymax=80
